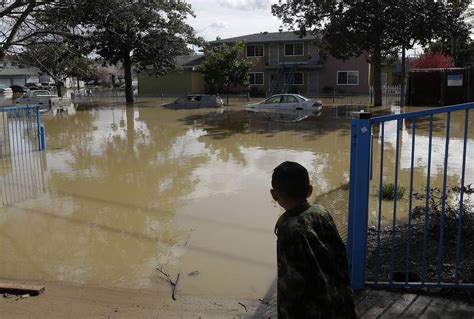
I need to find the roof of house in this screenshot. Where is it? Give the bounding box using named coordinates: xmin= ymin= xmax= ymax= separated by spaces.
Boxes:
xmin=176 ymin=55 xmax=205 ymax=69
xmin=0 ymin=67 xmax=39 ymax=77
xmin=142 ymin=55 xmax=205 ymax=71
xmin=209 ymin=31 xmax=318 ymax=45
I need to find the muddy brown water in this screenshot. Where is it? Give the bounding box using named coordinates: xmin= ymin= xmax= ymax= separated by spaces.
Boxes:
xmin=0 ymin=97 xmax=473 ymax=299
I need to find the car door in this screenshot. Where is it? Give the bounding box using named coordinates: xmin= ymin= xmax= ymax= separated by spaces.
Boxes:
xmin=279 ymin=95 xmax=299 ymax=110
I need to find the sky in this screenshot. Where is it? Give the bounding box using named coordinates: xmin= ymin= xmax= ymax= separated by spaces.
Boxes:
xmin=186 ymin=0 xmax=283 ymax=41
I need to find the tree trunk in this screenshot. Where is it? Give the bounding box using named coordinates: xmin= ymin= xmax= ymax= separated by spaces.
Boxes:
xmin=373 ymin=49 xmax=383 ymax=107
xmin=76 ymin=77 xmax=80 ymax=92
xmin=123 ymin=52 xmax=134 ymax=103
xmin=400 ymin=46 xmax=406 ymax=107
xmin=56 ymin=80 xmax=64 ymax=97
xmin=126 ymin=106 xmax=135 ymax=153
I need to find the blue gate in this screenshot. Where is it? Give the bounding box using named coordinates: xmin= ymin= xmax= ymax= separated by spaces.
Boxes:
xmin=348 ymin=103 xmax=474 ymax=290
xmin=0 ymin=105 xmax=46 ymax=206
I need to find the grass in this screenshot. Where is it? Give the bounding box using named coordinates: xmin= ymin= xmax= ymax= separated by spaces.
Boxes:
xmin=380 ymin=182 xmax=406 ymax=200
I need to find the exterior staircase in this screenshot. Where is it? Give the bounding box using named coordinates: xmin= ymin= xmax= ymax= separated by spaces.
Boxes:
xmin=268 ymin=64 xmax=297 ymax=96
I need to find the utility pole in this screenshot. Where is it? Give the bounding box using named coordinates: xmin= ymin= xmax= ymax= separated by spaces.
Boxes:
xmin=400 ymin=45 xmax=406 ymax=107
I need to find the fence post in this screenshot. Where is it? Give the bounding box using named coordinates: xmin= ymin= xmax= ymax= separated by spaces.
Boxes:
xmin=40 ymin=124 xmax=46 ymax=151
xmin=347 ymin=119 xmax=358 ymax=258
xmin=35 ymin=107 xmax=42 ymax=151
xmin=348 ymin=111 xmax=372 ymax=291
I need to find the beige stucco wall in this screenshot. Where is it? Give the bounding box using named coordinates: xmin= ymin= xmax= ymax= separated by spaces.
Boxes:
xmin=322 ymin=55 xmax=370 ymax=94
xmin=369 ymin=65 xmax=397 ymax=85
xmin=138 ymin=70 xmax=193 ymax=96
xmin=191 ymin=72 xmax=205 ymax=93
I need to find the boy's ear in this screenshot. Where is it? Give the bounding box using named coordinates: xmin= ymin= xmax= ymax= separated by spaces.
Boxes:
xmin=270 ymin=189 xmax=278 ymax=201
xmin=307 ymin=185 xmax=313 ymax=198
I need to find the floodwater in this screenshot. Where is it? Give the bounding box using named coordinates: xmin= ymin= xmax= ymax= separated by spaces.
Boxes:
xmin=0 ymin=95 xmax=473 ymax=299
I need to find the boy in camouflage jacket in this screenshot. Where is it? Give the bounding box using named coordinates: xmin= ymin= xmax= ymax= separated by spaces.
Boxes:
xmin=271 ymin=161 xmax=357 ymax=318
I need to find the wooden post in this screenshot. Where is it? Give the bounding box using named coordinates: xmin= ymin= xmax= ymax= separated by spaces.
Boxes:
xmin=0 ymin=283 xmax=45 ymax=296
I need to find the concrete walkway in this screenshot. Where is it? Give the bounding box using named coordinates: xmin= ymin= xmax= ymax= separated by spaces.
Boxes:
xmin=246 ymin=288 xmax=474 ymax=318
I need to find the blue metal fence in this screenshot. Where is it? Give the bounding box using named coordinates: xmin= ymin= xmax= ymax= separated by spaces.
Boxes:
xmin=0 ymin=105 xmax=46 ymax=206
xmin=348 ymin=103 xmax=474 ymax=290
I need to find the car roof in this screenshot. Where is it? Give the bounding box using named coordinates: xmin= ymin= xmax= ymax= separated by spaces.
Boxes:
xmin=267 ymin=94 xmax=299 ymax=98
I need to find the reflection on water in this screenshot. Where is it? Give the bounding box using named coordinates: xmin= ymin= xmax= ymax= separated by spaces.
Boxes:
xmin=0 ymin=100 xmax=472 ymax=299
xmin=246 ymin=108 xmax=322 ymax=122
xmin=370 ymin=110 xmax=474 ymax=225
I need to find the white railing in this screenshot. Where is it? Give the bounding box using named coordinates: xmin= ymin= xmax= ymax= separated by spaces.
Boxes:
xmin=369 ymin=85 xmax=401 ymax=96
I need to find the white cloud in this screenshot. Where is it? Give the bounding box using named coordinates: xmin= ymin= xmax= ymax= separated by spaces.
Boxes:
xmin=187 ymin=0 xmax=282 ymax=41
xmin=209 ymin=19 xmax=228 ymax=29
xmin=217 ymin=0 xmax=272 ymax=11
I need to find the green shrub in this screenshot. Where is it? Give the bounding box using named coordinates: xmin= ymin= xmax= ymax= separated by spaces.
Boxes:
xmin=380 ymin=183 xmax=406 ymax=200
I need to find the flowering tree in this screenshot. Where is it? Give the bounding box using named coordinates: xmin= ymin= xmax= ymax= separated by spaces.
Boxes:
xmin=410 ymin=51 xmax=455 ymax=69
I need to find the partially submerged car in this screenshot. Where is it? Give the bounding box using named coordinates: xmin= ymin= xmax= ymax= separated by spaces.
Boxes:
xmin=10 ymin=85 xmax=28 ymax=93
xmin=0 ymin=84 xmax=13 ymax=94
xmin=15 ymin=90 xmax=72 ymax=112
xmin=15 ymin=90 xmax=57 ymax=111
xmin=162 ymin=94 xmax=224 ymax=109
xmin=244 ymin=94 xmax=323 ymax=115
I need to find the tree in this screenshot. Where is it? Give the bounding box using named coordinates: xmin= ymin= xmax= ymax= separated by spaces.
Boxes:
xmin=0 ymin=1 xmax=79 ymax=58
xmin=410 ymin=51 xmax=455 ymax=69
xmin=17 ymin=41 xmax=95 ymax=96
xmin=39 ymin=0 xmax=203 ymax=103
xmin=197 ymin=42 xmax=254 ymax=105
xmin=429 ymin=40 xmax=473 ymax=67
xmin=272 ymin=0 xmax=470 ymax=107
xmin=0 ymin=1 xmax=49 ymax=57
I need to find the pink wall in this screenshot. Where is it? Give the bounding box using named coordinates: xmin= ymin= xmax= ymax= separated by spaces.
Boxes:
xmin=322 ymin=55 xmax=369 ymax=94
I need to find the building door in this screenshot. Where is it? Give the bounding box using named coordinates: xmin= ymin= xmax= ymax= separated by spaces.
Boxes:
xmin=381 ymin=72 xmax=388 ymax=86
xmin=0 ymin=79 xmax=11 ymax=86
xmin=308 ymin=44 xmax=319 ymax=64
xmin=12 ymin=78 xmax=26 ymax=86
xmin=269 ymin=44 xmax=279 ymax=65
xmin=307 ymin=71 xmax=319 ymax=97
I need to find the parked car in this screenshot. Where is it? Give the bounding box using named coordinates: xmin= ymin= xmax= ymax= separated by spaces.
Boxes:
xmin=25 ymin=82 xmax=39 ymax=88
xmin=244 ymin=94 xmax=323 ymax=115
xmin=10 ymin=85 xmax=28 ymax=93
xmin=15 ymin=90 xmax=57 ymax=111
xmin=40 ymin=82 xmax=54 ymax=90
xmin=162 ymin=94 xmax=224 ymax=109
xmin=28 ymin=86 xmax=41 ymax=91
xmin=0 ymin=84 xmax=13 ymax=94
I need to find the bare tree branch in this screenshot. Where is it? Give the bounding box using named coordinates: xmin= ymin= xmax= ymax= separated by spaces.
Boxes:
xmin=1 ymin=0 xmax=36 ymax=53
xmin=0 ymin=0 xmax=29 ymax=19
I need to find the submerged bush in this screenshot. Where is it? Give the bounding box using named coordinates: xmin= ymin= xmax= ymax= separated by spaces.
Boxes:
xmin=380 ymin=182 xmax=406 ymax=200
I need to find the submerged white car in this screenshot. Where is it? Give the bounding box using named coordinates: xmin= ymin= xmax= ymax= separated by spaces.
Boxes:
xmin=15 ymin=90 xmax=57 ymax=110
xmin=244 ymin=94 xmax=323 ymax=114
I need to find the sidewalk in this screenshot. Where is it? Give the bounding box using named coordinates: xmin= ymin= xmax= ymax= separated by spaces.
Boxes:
xmin=247 ymin=287 xmax=474 ymax=318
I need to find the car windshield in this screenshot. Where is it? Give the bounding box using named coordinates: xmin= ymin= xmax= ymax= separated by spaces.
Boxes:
xmin=264 ymin=96 xmax=282 ymax=104
xmin=176 ymin=97 xmax=188 ymax=104
xmin=295 ymin=94 xmax=308 ymax=101
xmin=32 ymin=90 xmax=50 ymax=96
xmin=188 ymin=95 xmax=201 ymax=102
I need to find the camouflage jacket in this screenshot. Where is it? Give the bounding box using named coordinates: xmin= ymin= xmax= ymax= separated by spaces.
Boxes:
xmin=275 ymin=201 xmax=357 ymax=319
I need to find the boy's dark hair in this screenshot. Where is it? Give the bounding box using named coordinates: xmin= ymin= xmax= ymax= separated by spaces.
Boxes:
xmin=272 ymin=161 xmax=310 ymax=200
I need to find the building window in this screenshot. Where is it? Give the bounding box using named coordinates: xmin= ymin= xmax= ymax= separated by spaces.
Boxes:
xmin=247 ymin=45 xmax=264 ymax=57
xmin=249 ymin=72 xmax=264 ymax=85
xmin=285 ymin=72 xmax=304 ymax=85
xmin=284 ymin=43 xmax=304 ymax=56
xmin=337 ymin=71 xmax=359 ymax=85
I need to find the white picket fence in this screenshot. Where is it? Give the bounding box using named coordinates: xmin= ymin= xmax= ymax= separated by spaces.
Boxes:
xmin=369 ymin=85 xmax=401 ymax=96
